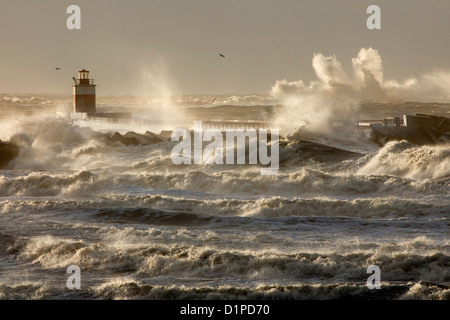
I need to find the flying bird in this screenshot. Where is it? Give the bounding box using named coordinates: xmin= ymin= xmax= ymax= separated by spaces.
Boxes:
xmin=55 ymin=67 xmax=61 ymax=70
xmin=219 ymin=54 xmax=225 ymax=58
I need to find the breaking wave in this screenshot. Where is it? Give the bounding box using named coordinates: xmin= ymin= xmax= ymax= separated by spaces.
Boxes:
xmin=357 ymin=140 xmax=450 ymax=180
xmin=6 ymin=233 xmax=450 ymax=277
xmin=93 ymin=281 xmax=450 ymax=300
xmin=1 ymin=232 xmax=448 ymax=300
xmin=2 ymin=195 xmax=447 ymax=222
xmin=2 ymin=281 xmax=449 ymax=300
xmin=1 ymin=167 xmax=448 ymax=200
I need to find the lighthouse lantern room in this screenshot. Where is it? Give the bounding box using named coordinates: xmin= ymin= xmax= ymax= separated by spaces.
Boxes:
xmin=73 ymin=69 xmax=96 ymax=113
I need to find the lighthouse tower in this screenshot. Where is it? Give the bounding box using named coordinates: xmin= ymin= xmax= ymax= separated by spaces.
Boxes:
xmin=73 ymin=69 xmax=96 ymax=113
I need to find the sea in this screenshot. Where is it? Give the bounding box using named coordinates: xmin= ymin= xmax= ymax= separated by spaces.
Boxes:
xmin=0 ymin=93 xmax=449 ymax=300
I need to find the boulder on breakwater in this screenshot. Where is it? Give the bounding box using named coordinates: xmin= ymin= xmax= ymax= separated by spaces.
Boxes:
xmin=0 ymin=140 xmax=19 ymax=169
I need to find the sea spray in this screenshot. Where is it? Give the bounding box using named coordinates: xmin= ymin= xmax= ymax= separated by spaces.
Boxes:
xmin=271 ymin=48 xmax=450 ymax=136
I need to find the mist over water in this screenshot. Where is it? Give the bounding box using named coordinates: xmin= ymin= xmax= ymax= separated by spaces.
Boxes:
xmin=137 ymin=57 xmax=187 ymax=122
xmin=0 ymin=48 xmax=449 ymax=300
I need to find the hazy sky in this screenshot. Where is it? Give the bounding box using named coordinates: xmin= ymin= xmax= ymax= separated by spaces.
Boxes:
xmin=1 ymin=0 xmax=450 ymax=95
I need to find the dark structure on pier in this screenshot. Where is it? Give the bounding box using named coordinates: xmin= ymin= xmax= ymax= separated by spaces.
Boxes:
xmin=370 ymin=114 xmax=450 ymax=146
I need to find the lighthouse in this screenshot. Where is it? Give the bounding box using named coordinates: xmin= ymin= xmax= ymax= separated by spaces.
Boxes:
xmin=73 ymin=69 xmax=96 ymax=113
